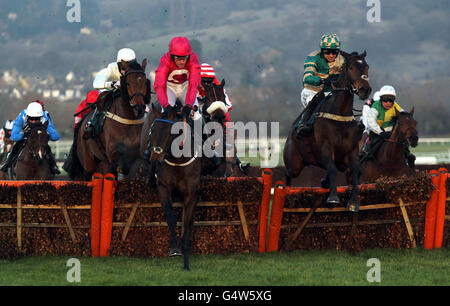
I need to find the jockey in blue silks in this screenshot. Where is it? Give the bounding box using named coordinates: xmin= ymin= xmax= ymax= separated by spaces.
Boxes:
xmin=1 ymin=101 xmax=60 ymax=174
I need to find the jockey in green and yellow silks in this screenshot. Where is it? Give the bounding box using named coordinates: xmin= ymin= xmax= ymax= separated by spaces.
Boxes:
xmin=301 ymin=32 xmax=345 ymax=107
xmin=296 ymin=33 xmax=346 ymax=137
xmin=359 ymin=85 xmax=416 ymax=168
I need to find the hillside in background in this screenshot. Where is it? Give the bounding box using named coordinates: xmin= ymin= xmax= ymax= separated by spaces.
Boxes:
xmin=0 ymin=0 xmax=449 ymax=138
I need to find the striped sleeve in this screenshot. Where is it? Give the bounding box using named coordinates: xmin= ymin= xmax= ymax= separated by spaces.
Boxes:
xmin=302 ymin=54 xmax=321 ymax=86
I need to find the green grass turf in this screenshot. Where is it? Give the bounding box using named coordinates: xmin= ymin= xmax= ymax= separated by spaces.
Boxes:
xmin=1 ymin=247 xmax=448 ymax=286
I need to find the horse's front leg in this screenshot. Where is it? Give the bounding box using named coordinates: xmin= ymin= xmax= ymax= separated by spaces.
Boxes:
xmin=181 ymin=191 xmax=198 ymax=270
xmin=346 ymin=155 xmax=361 ymax=212
xmin=158 ymin=184 xmax=181 ymax=256
xmin=321 ymin=148 xmax=340 ymax=204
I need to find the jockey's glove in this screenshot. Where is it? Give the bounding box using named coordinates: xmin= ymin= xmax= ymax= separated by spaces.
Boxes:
xmin=181 ymin=105 xmax=193 ymax=119
xmin=104 ymin=81 xmax=113 ymax=89
xmin=113 ymin=81 xmax=121 ymax=89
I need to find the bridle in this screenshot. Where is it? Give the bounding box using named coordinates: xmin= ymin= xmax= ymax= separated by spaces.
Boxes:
xmin=24 ymin=126 xmax=48 ymax=161
xmin=148 ymin=118 xmax=175 ymax=156
xmin=122 ymin=69 xmax=147 ymax=103
xmin=332 ymin=58 xmax=369 ymax=96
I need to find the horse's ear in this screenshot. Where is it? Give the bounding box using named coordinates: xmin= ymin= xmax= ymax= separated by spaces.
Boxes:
xmin=410 ymin=106 xmax=414 ymax=115
xmin=362 ymin=50 xmax=367 ymax=58
xmin=121 ymin=60 xmax=128 ymax=71
xmin=141 ymin=58 xmax=147 ymax=71
xmin=44 ymin=120 xmax=49 ymax=128
xmin=220 ymin=79 xmax=225 ymax=87
xmin=395 ymin=108 xmax=401 ymax=116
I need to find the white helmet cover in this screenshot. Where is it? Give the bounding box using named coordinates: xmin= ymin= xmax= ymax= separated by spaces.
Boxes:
xmin=379 ymin=85 xmax=396 ymax=98
xmin=373 ymin=91 xmax=380 ymax=101
xmin=117 ymin=48 xmax=136 ymax=62
xmin=4 ymin=120 xmax=13 ymax=130
xmin=26 ymin=102 xmax=44 ymax=117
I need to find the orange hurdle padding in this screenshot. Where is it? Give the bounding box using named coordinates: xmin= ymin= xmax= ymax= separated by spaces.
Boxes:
xmin=434 ymin=168 xmax=448 ymax=248
xmin=99 ymin=173 xmax=116 ymax=257
xmin=90 ymin=173 xmax=104 ymax=257
xmin=267 ymin=182 xmax=286 ymax=252
xmin=258 ymin=169 xmax=273 ymax=253
xmin=0 ymin=180 xmax=92 ymax=188
xmin=424 ymin=170 xmax=440 ymax=250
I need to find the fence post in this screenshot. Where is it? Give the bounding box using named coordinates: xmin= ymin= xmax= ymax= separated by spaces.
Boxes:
xmin=434 ymin=168 xmax=448 ymax=248
xmin=90 ymin=173 xmax=104 ymax=257
xmin=258 ymin=169 xmax=273 ymax=253
xmin=267 ymin=182 xmax=286 ymax=252
xmin=100 ymin=173 xmax=116 ymax=257
xmin=424 ymin=170 xmax=440 ymax=250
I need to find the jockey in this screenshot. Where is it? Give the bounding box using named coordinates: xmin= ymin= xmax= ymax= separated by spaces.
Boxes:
xmin=153 ymin=37 xmax=201 ymax=120
xmin=74 ymin=90 xmax=100 ymax=131
xmin=296 ymin=32 xmax=345 ymax=136
xmin=361 ymin=90 xmax=380 ymax=134
xmin=0 ymin=119 xmax=14 ymax=154
xmin=143 ymin=37 xmax=201 ymax=160
xmin=84 ymin=48 xmax=137 ymax=139
xmin=0 ymin=102 xmax=60 ymax=174
xmin=197 ymin=63 xmax=232 ymax=123
xmin=197 ymin=63 xmax=250 ymax=174
xmin=359 ymin=85 xmax=416 ymax=168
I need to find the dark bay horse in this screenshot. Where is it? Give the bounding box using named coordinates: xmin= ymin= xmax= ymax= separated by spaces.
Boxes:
xmin=146 ymin=105 xmax=201 ymax=270
xmin=74 ymin=59 xmax=150 ymax=179
xmin=360 ymin=108 xmax=418 ymax=182
xmin=284 ymin=51 xmax=371 ymax=212
xmin=12 ymin=122 xmax=52 ymax=180
xmin=200 ymin=78 xmax=249 ymax=177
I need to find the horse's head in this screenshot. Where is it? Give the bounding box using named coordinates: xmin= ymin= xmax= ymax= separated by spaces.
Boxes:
xmin=147 ymin=104 xmax=176 ymax=162
xmin=340 ymin=51 xmax=371 ymax=100
xmin=202 ymin=78 xmax=228 ymax=124
xmin=26 ymin=121 xmax=49 ymax=162
xmin=393 ymin=107 xmax=418 ymax=147
xmin=120 ymin=59 xmax=151 ymax=118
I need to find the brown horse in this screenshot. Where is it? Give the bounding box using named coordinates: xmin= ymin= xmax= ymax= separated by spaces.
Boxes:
xmin=360 ymin=108 xmax=418 ymax=182
xmin=12 ymin=122 xmax=52 ymax=180
xmin=146 ymin=105 xmax=201 ymax=270
xmin=72 ymin=59 xmax=150 ymax=179
xmin=284 ymin=51 xmax=371 ymax=212
xmin=0 ymin=136 xmax=14 ymax=180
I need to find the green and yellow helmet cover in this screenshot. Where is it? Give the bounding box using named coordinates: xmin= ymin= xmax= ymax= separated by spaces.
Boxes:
xmin=320 ymin=33 xmax=341 ymax=50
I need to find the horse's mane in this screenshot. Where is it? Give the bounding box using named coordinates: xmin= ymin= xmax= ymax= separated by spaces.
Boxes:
xmin=126 ymin=60 xmax=143 ymax=71
xmin=390 ymin=111 xmax=412 ymax=126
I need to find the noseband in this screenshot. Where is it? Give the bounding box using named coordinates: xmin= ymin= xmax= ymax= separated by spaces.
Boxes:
xmin=148 ymin=118 xmax=175 ymax=156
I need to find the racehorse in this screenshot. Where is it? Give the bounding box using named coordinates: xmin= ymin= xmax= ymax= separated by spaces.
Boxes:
xmin=200 ymin=78 xmax=249 ymax=177
xmin=0 ymin=136 xmax=14 ymax=180
xmin=12 ymin=122 xmax=52 ymax=180
xmin=73 ymin=59 xmax=150 ymax=179
xmin=146 ymin=104 xmax=201 ymax=270
xmin=284 ymin=51 xmax=371 ymax=212
xmin=360 ymin=108 xmax=418 ymax=182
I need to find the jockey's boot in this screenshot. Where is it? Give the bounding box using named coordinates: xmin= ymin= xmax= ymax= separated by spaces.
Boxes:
xmin=296 ymin=113 xmax=316 ymax=137
xmin=83 ymin=108 xmax=103 ymax=140
xmin=46 ymin=147 xmax=60 ymax=175
xmin=236 ymin=157 xmax=250 ymax=175
xmin=358 ymin=141 xmax=371 ymax=164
